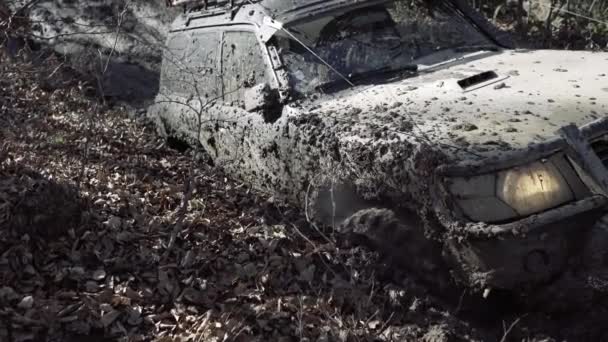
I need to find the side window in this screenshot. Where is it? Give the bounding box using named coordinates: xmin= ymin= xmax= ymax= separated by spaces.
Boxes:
xmin=221 ymin=31 xmax=269 ymax=104
xmin=161 ymin=31 xmax=221 ymax=101
xmin=188 ymin=31 xmax=221 ymax=100
xmin=161 ymin=32 xmax=189 ymax=95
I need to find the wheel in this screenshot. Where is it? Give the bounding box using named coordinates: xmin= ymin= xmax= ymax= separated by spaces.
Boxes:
xmin=521 ymin=215 xmax=608 ymax=312
xmin=582 ymin=214 xmax=608 ymax=292
xmin=338 ymin=207 xmax=450 ymax=291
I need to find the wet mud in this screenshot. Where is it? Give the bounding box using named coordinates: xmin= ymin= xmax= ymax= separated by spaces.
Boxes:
xmin=149 ymin=44 xmax=608 ymax=299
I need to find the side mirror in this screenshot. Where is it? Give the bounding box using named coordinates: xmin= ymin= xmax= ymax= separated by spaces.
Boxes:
xmin=244 ymin=83 xmax=283 ymax=123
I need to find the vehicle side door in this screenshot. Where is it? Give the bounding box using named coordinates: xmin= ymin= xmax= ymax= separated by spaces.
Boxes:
xmin=153 ymin=28 xmax=222 ymax=144
xmin=205 ymin=27 xmax=279 ymax=167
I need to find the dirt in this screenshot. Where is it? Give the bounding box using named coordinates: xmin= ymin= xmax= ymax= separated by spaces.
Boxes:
xmin=0 ymin=53 xmax=474 ymax=342
xmin=4 ymin=1 xmax=608 ymax=339
xmin=4 ymin=46 xmax=608 ymax=342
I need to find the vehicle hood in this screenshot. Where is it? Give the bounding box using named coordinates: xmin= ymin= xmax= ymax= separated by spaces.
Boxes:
xmin=304 ymin=49 xmax=608 ymax=160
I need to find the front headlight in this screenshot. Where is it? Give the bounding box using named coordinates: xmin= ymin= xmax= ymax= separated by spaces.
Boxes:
xmin=496 ymin=161 xmax=573 ymax=216
xmin=447 ymin=157 xmax=582 ymax=223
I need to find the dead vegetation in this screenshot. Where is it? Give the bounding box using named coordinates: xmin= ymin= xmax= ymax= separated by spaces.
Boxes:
xmin=473 ymin=0 xmax=608 ymax=50
xmin=2 ymin=19 xmax=608 ymax=342
xmin=0 ymin=50 xmax=497 ymax=342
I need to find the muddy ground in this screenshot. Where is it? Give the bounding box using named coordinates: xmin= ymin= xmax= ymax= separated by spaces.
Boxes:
xmin=2 ymin=52 xmax=608 ymax=342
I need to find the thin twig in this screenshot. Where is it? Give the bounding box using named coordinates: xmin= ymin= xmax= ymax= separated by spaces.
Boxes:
xmin=297 ymin=296 xmax=305 ymax=342
xmin=330 ymin=177 xmax=336 ymax=231
xmin=163 ymin=165 xmax=195 ymax=258
xmin=304 ymin=180 xmax=335 ymax=246
xmin=455 ymin=289 xmax=467 ymax=314
xmin=499 ymin=316 xmax=524 ymax=342
xmin=377 ymin=311 xmax=395 ymax=338
xmin=194 ymin=310 xmax=212 ymax=342
xmin=78 ymin=1 xmax=131 ymax=187
xmin=45 ymin=61 xmax=64 ymax=80
xmin=103 ymin=0 xmax=132 ymax=75
xmin=290 ymin=223 xmax=318 ymax=251
xmin=290 ymin=223 xmax=339 ymax=279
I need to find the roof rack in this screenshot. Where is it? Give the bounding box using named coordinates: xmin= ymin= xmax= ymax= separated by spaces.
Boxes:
xmin=168 ymin=0 xmax=240 ymax=10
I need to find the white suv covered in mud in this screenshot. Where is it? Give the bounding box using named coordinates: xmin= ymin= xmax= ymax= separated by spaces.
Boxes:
xmin=149 ymin=0 xmax=608 ymax=299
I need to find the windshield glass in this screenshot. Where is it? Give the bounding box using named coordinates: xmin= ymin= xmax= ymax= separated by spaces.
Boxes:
xmin=274 ymin=0 xmax=495 ymax=94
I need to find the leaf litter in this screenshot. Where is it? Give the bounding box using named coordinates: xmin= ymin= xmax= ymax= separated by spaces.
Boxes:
xmin=1 ymin=52 xmax=608 ymax=342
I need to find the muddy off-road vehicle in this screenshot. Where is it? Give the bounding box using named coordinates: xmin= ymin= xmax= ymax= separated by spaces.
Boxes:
xmin=149 ymin=0 xmax=608 ymax=299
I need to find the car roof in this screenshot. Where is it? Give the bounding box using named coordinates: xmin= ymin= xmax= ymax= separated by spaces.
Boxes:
xmin=170 ymin=0 xmax=389 ymax=32
xmin=168 ymin=0 xmax=513 ymax=48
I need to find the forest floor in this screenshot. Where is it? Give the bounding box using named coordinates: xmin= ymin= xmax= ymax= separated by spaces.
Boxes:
xmin=1 ymin=52 xmax=608 ymax=342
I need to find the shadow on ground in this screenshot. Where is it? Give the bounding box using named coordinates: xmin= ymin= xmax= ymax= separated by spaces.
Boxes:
xmin=2 ymin=48 xmax=608 ymax=342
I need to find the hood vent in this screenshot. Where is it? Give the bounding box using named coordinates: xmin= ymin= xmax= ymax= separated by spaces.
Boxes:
xmin=457 ymin=71 xmax=498 ymax=89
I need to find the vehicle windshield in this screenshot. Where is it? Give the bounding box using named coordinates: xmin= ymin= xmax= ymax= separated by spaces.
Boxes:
xmin=274 ymin=0 xmax=496 ymax=94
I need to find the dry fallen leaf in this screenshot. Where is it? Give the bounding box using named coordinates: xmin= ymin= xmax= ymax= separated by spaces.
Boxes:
xmin=1 ymin=41 xmax=604 ymax=342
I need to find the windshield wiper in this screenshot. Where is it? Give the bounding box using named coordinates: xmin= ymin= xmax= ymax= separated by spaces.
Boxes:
xmin=453 ymin=44 xmax=501 ymax=52
xmin=418 ymin=43 xmax=500 ymax=59
xmin=317 ymin=64 xmax=418 ymax=92
xmin=349 ymin=64 xmax=418 ymax=82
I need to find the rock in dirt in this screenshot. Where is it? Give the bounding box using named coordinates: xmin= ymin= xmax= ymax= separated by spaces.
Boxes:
xmin=17 ymin=295 xmax=34 ymax=309
xmin=92 ymin=269 xmax=107 ymax=281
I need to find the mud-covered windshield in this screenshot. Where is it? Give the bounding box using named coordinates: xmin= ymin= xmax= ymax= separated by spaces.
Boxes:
xmin=275 ymin=0 xmax=495 ymax=93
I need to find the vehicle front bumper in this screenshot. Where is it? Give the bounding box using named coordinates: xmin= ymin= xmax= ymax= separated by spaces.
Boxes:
xmin=437 ymin=118 xmax=608 ymax=290
xmin=443 ymin=195 xmax=608 ymax=290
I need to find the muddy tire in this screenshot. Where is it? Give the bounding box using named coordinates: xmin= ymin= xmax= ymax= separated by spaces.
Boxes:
xmin=583 ymin=215 xmax=608 ymax=292
xmin=338 ymin=208 xmax=450 ymax=291
xmin=520 ymin=215 xmax=608 ymax=312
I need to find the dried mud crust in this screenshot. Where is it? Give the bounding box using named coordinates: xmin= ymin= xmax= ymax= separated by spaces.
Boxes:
xmin=151 ymin=64 xmax=608 ymax=315
xmin=0 ymin=55 xmax=493 ymax=342
xmin=583 ymin=215 xmax=608 ymax=289
xmin=335 ymin=202 xmax=608 ymax=314
xmin=6 ymin=54 xmax=608 ymax=341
